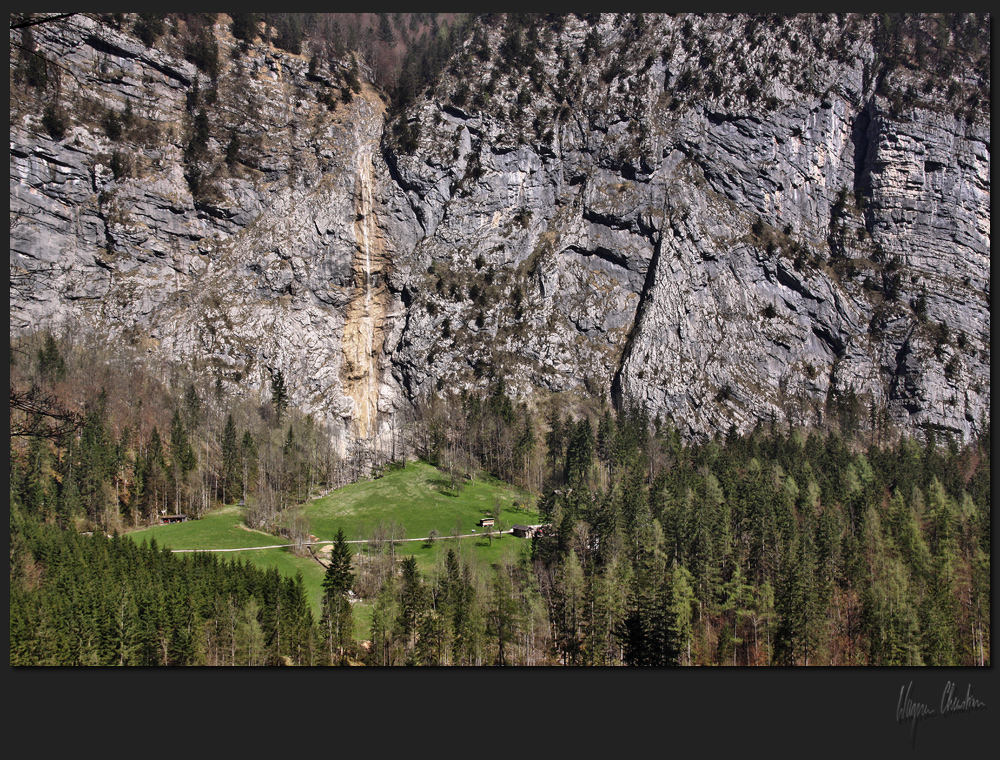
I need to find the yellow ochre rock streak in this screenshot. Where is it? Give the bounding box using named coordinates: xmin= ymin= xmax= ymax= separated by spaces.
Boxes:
xmin=341 ymin=147 xmax=390 ymax=439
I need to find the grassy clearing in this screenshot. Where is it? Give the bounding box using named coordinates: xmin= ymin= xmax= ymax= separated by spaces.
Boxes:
xmin=387 ymin=526 xmax=536 ymax=576
xmin=305 ymin=460 xmax=539 ymax=544
xmin=125 ymin=505 xmax=290 ymax=551
xmin=124 ymin=460 xmax=542 ymax=627
xmin=307 ymin=460 xmax=542 ymax=586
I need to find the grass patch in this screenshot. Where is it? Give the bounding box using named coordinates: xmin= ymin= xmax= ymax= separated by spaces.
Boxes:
xmin=123 ymin=461 xmax=543 ymax=627
xmin=398 ymin=530 xmax=536 ymax=577
xmin=125 ymin=504 xmax=290 ymax=551
xmin=305 ymin=460 xmax=539 ymax=545
xmin=306 ymin=460 xmax=542 ymax=629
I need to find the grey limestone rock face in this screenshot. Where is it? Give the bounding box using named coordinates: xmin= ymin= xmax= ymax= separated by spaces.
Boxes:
xmin=386 ymin=14 xmax=989 ymax=442
xmin=9 ymin=14 xmax=990 ymax=449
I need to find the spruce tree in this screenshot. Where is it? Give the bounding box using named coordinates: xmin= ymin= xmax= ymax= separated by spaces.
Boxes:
xmin=397 ymin=555 xmax=428 ymax=660
xmin=270 ymin=369 xmax=289 ymax=425
xmin=322 ymin=527 xmax=355 ymax=660
xmin=221 ymin=413 xmax=240 ymax=505
xmin=240 ymin=429 xmax=257 ymax=504
xmin=37 ymin=332 xmax=66 ymax=384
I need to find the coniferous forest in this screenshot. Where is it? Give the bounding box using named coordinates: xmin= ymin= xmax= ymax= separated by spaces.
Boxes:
xmin=9 ymin=331 xmax=990 ymax=666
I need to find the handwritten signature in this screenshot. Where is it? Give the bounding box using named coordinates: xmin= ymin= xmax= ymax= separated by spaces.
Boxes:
xmin=896 ymin=681 xmax=987 ymax=747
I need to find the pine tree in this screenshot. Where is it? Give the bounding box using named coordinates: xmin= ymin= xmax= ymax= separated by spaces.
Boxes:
xmin=168 ymin=409 xmax=196 ymax=514
xmin=183 ymin=383 xmax=201 ymax=430
xmin=322 ymin=527 xmax=355 ymax=661
xmin=377 ymin=13 xmax=396 ymax=45
xmin=545 ymin=410 xmax=566 ymax=483
xmin=552 ymin=549 xmax=585 ymax=664
xmin=487 ymin=560 xmax=521 ymax=666
xmin=37 ymin=332 xmax=66 ymax=384
xmin=397 ymin=555 xmax=427 ymax=660
xmin=434 ymin=548 xmax=463 ymax=663
xmin=240 ymin=430 xmax=257 ymax=504
xmin=77 ymin=396 xmax=115 ymax=526
xmin=221 ymin=413 xmax=240 ymax=505
xmin=596 ymin=408 xmax=615 ymax=465
xmin=781 ymin=528 xmax=824 ymax=665
xmin=369 ymin=574 xmax=398 ymax=666
xmin=270 ymin=369 xmax=289 ymax=425
xmin=565 ymin=417 xmax=595 ymax=485
xmin=619 ymin=532 xmax=679 ymax=666
xmin=719 ymin=564 xmax=753 ymax=665
xmin=919 ymin=479 xmax=959 ymax=664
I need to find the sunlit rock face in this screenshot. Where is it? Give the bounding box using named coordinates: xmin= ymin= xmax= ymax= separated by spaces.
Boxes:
xmin=10 ymin=14 xmax=990 ymax=448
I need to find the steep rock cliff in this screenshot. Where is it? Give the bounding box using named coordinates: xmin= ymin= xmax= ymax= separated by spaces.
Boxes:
xmin=10 ymin=14 xmax=420 ymax=451
xmin=385 ymin=13 xmax=990 ymax=441
xmin=9 ymin=13 xmax=990 ymax=448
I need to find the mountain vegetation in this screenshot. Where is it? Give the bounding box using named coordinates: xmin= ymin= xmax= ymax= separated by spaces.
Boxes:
xmin=9 ymin=329 xmax=990 ymax=665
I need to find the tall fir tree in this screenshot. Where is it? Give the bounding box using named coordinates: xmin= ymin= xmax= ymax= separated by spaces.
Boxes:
xmin=321 ymin=527 xmax=355 ymax=661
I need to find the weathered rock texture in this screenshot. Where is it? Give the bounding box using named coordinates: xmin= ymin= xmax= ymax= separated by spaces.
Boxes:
xmin=10 ymin=14 xmax=990 ymax=449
